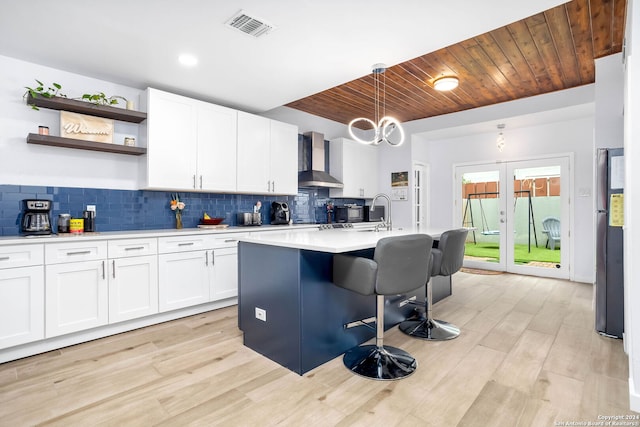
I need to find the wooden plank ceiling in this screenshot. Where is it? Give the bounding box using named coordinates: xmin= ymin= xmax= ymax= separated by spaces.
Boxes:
xmin=285 ymin=0 xmax=626 ymax=127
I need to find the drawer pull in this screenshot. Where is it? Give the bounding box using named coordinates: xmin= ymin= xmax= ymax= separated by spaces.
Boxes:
xmin=66 ymin=250 xmax=91 ymax=256
xmin=178 ymin=242 xmax=195 ymax=247
xmin=224 ymin=239 xmax=237 ymax=243
xmin=0 ymin=256 xmax=10 ymax=261
xmin=124 ymin=246 xmax=145 ymax=251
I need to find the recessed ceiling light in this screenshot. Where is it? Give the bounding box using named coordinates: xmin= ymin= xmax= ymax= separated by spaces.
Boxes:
xmin=433 ymin=76 xmax=459 ymax=91
xmin=178 ymin=54 xmax=198 ymax=67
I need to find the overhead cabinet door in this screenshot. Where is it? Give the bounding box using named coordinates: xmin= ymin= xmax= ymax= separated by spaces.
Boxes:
xmin=196 ymin=101 xmax=237 ymax=192
xmin=236 ymin=112 xmax=271 ymax=193
xmin=145 ymin=89 xmax=198 ymax=190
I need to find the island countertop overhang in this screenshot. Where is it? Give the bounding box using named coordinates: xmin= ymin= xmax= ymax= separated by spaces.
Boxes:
xmin=237 ymin=227 xmax=444 ymax=253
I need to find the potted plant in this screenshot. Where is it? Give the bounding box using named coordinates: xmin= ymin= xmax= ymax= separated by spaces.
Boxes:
xmin=79 ymin=92 xmax=128 ymax=107
xmin=23 ymin=80 xmax=66 ymax=110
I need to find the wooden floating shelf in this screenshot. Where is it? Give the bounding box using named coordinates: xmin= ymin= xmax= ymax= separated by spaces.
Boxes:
xmin=27 ymin=94 xmax=147 ymax=123
xmin=27 ymin=133 xmax=147 ymax=156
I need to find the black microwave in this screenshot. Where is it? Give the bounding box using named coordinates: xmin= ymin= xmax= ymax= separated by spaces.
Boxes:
xmin=335 ymin=206 xmax=363 ymax=223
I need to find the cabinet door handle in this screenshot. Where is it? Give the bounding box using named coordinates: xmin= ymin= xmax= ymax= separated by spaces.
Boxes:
xmin=112 ymin=260 xmax=116 ymax=278
xmin=102 ymin=260 xmax=105 ymax=280
xmin=66 ymin=250 xmax=91 ymax=256
xmin=267 ymin=180 xmax=271 ymax=192
xmin=124 ymin=246 xmax=145 ymax=251
xmin=211 ymin=250 xmax=215 ymax=266
xmin=200 ymin=175 xmax=203 ymax=189
xmin=205 ymin=251 xmax=208 ymax=266
xmin=178 ymin=242 xmax=194 ymax=247
xmin=271 ymin=181 xmax=275 ymax=192
xmin=0 ymin=256 xmax=9 ymax=261
xmin=193 ymin=174 xmax=196 ymax=189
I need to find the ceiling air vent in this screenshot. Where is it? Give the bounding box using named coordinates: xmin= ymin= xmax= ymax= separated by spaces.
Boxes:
xmin=226 ymin=10 xmax=275 ymax=38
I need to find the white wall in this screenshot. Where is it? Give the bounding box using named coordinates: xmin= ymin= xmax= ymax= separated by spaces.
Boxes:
xmin=624 ymin=0 xmax=640 ymax=412
xmin=0 ymin=55 xmax=144 ymax=189
xmin=412 ymin=116 xmax=593 ymax=283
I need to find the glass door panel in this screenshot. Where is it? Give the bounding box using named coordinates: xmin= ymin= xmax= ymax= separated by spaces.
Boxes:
xmin=456 ymin=164 xmax=506 ymax=271
xmin=506 ymin=158 xmax=569 ymax=278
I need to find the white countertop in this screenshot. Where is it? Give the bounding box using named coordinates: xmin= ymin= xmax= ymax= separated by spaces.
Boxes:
xmin=237 ymin=227 xmax=444 ymax=253
xmin=0 ymin=223 xmax=320 ymax=246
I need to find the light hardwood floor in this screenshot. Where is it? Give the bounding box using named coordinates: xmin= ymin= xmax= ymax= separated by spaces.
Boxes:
xmin=0 ymin=272 xmax=635 ymax=426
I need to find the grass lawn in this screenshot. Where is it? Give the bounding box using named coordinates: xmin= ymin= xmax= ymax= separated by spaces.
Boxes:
xmin=464 ymin=242 xmax=560 ymax=264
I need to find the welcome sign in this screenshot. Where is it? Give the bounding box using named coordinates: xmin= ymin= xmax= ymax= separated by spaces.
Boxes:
xmin=60 ymin=111 xmax=114 ymax=143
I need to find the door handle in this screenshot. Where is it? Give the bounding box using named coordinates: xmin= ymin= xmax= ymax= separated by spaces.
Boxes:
xmin=500 ymin=219 xmax=505 ymax=223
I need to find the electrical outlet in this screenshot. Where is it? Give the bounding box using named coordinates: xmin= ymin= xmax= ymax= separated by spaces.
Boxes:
xmin=87 ymin=205 xmax=96 ymax=215
xmin=255 ymin=307 xmax=267 ymax=322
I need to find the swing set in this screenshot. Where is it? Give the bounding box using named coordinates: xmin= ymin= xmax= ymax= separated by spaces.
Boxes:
xmin=462 ymin=190 xmax=538 ymax=252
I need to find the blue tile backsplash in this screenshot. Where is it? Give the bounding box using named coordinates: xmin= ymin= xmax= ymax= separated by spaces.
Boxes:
xmin=0 ymin=185 xmax=364 ymax=236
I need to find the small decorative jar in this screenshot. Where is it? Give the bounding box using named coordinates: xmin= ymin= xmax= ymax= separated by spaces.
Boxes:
xmin=124 ymin=137 xmax=136 ymax=147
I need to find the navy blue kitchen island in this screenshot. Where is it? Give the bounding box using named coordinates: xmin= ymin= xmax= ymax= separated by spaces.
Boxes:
xmin=237 ymin=228 xmax=448 ymax=375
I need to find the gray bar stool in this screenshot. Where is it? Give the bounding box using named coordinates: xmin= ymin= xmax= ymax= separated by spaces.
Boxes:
xmin=399 ymin=228 xmax=468 ymax=340
xmin=333 ymin=234 xmax=433 ymax=380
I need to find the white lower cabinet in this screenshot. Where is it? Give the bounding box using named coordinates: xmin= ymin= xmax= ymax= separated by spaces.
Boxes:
xmin=108 ymin=238 xmax=158 ymax=323
xmin=0 ymin=260 xmax=45 ymax=349
xmin=158 ymin=234 xmax=242 ymax=312
xmin=45 ymin=241 xmax=108 ymax=338
xmin=45 ymin=259 xmax=108 ymax=337
xmin=158 ymin=250 xmax=211 ymax=312
xmin=211 ymin=245 xmax=239 ymax=301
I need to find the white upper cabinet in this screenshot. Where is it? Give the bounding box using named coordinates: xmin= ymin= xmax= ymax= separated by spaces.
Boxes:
xmin=269 ymin=120 xmax=298 ymax=195
xmin=237 ymin=112 xmax=271 ymax=193
xmin=237 ymin=112 xmax=298 ymax=195
xmin=142 ymin=88 xmax=238 ymax=192
xmin=142 ymin=88 xmax=296 ymax=195
xmin=143 ymin=88 xmax=198 ymax=190
xmin=329 ymin=138 xmax=379 ymax=199
xmin=195 ymin=100 xmax=237 ymax=192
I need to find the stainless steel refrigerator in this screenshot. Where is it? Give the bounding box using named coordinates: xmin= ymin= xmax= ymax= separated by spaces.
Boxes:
xmin=595 ymin=148 xmax=624 ymax=338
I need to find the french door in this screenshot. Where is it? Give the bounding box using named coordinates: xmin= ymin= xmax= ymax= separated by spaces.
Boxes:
xmin=455 ymin=156 xmax=570 ymax=279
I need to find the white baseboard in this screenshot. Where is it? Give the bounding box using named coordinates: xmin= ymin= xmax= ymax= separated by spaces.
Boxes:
xmin=0 ymin=298 xmax=237 ymax=364
xmin=629 ymin=376 xmax=640 ymax=412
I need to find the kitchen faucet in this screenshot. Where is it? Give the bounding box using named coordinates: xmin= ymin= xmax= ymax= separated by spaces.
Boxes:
xmin=371 ymin=193 xmax=392 ymax=231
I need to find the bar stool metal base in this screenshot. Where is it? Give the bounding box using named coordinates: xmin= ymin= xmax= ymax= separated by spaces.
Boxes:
xmin=343 ymin=345 xmax=417 ymax=380
xmin=399 ymin=318 xmax=460 ymax=340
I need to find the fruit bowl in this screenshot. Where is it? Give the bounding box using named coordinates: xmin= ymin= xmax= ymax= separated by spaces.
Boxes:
xmin=201 ymin=217 xmax=224 ymax=225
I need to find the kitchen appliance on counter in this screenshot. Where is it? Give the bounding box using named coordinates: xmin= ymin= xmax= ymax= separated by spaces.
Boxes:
xmin=21 ymin=199 xmax=52 ymax=236
xmin=364 ymin=205 xmax=385 ymax=222
xmin=595 ymin=148 xmax=624 ymax=338
xmin=83 ymin=210 xmax=96 ymax=232
xmin=237 ymin=212 xmax=262 ymax=226
xmin=271 ymin=202 xmax=290 ymax=225
xmin=57 ymin=213 xmax=71 ymax=233
xmin=335 ymin=205 xmax=363 ymax=223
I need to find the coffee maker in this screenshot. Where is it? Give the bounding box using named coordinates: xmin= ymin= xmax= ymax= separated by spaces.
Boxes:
xmin=22 ymin=200 xmax=52 ymax=236
xmin=270 ymin=201 xmax=290 ymax=225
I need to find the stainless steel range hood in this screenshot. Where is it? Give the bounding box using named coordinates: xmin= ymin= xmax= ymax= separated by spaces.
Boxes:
xmin=298 ymin=131 xmax=344 ymax=188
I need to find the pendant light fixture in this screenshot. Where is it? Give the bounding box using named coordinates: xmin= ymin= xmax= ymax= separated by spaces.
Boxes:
xmin=496 ymin=124 xmax=506 ymax=151
xmin=348 ymin=63 xmax=405 ymax=147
